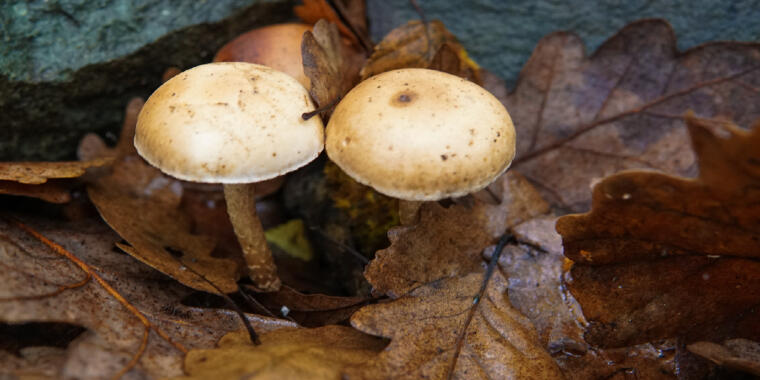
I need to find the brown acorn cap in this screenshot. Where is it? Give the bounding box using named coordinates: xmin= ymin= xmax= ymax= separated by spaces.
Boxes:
xmin=325 ymin=68 xmax=516 ymax=201
xmin=135 ymin=62 xmax=324 ymax=184
xmin=214 ymin=23 xmax=311 ymax=88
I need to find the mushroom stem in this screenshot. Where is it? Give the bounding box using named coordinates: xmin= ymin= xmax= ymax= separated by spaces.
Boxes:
xmin=399 ymin=200 xmax=423 ymax=225
xmin=223 ymin=183 xmax=281 ymax=291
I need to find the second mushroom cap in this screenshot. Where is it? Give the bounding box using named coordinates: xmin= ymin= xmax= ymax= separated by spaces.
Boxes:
xmin=325 ymin=68 xmax=516 ymax=201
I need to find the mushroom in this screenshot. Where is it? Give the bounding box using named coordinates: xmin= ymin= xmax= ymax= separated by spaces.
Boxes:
xmin=325 ymin=68 xmax=515 ymax=223
xmin=135 ymin=62 xmax=324 ymax=291
xmin=214 ymin=23 xmax=312 ymax=88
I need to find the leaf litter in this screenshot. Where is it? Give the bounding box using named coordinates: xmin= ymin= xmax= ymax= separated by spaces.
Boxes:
xmin=3 ymin=7 xmax=760 ymax=379
xmin=0 ymin=216 xmax=294 ymax=379
xmin=557 ymin=115 xmax=760 ymax=348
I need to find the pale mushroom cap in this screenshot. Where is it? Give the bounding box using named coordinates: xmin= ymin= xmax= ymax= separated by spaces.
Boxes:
xmin=326 ymin=68 xmax=516 ymax=201
xmin=135 ymin=62 xmax=324 ymax=183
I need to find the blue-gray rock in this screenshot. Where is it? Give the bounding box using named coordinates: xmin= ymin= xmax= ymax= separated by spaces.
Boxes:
xmin=0 ymin=0 xmax=295 ymax=160
xmin=367 ymin=0 xmax=760 ymax=86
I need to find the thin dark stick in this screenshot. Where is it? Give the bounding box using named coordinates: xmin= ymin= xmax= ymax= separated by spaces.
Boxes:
xmin=326 ymin=0 xmax=373 ymax=53
xmin=302 ymin=95 xmax=342 ymax=120
xmin=474 ymin=233 xmax=514 ymax=306
xmin=181 ymin=265 xmax=261 ymax=345
xmin=409 ymin=0 xmax=432 ymax=60
xmin=446 ymin=232 xmax=515 ymax=379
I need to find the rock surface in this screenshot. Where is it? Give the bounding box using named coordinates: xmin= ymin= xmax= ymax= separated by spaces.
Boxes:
xmin=1 ymin=0 xmax=295 ymax=160
xmin=367 ymin=0 xmax=760 ymax=86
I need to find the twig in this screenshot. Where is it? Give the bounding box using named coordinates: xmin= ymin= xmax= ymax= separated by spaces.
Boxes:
xmin=446 ymin=233 xmax=515 ymax=380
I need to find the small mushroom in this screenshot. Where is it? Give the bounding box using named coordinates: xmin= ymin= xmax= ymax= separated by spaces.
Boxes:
xmin=214 ymin=23 xmax=312 ymax=88
xmin=135 ymin=62 xmax=324 ymax=291
xmin=325 ymin=68 xmax=515 ymax=223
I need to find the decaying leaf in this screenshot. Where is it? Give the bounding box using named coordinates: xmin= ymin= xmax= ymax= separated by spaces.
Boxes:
xmin=295 ymin=0 xmax=357 ymax=45
xmin=347 ymin=271 xmax=563 ymax=379
xmin=556 ymin=115 xmax=760 ymax=348
xmin=0 ymin=180 xmax=72 ymax=204
xmin=0 ymin=153 xmax=112 ymax=204
xmin=0 ymin=216 xmax=294 ymax=379
xmin=174 ymin=326 xmax=385 ymax=380
xmin=506 ymin=19 xmax=760 ymax=212
xmin=252 ymin=285 xmax=370 ymax=327
xmin=504 ymin=217 xmax=679 ymax=379
xmin=688 ymin=339 xmax=760 ymax=376
xmin=294 ymin=0 xmax=370 ymax=51
xmin=302 ymin=19 xmax=363 ymax=118
xmin=0 ymin=159 xmax=113 ymax=186
xmin=365 ymin=172 xmax=549 ymax=297
xmin=360 ymin=20 xmax=480 ymax=83
xmin=83 ymin=101 xmax=240 ymax=294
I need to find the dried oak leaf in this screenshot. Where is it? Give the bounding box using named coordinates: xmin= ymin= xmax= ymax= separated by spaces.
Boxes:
xmin=505 ymin=218 xmax=680 ymax=379
xmin=294 ymin=0 xmax=369 ymax=49
xmin=302 ymin=19 xmax=363 ymax=117
xmin=556 ymin=115 xmax=760 ymax=348
xmin=0 ymin=159 xmax=113 ymax=185
xmin=360 ymin=20 xmax=480 ymax=83
xmin=174 ymin=326 xmax=385 ymax=380
xmin=0 ymin=216 xmax=294 ymax=379
xmin=0 ymin=154 xmax=112 ymax=204
xmin=505 ymin=19 xmax=760 ymax=212
xmin=365 ymin=171 xmax=549 ymax=297
xmin=83 ymin=100 xmax=239 ymax=294
xmin=86 ymin=155 xmax=240 ymax=294
xmin=0 ymin=180 xmax=72 ymax=204
xmin=251 ymin=285 xmax=370 ymax=327
xmin=688 ymin=339 xmax=760 ymax=376
xmin=346 ymin=270 xmax=563 ymax=379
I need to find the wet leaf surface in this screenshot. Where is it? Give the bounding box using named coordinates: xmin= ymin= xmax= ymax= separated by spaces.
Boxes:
xmin=360 ymin=20 xmax=480 ymax=83
xmin=174 ymin=326 xmax=385 ymax=380
xmin=347 ymin=270 xmax=563 ymax=380
xmin=688 ymin=339 xmax=760 ymax=376
xmin=556 ymin=116 xmax=760 ymax=348
xmin=0 ymin=159 xmax=113 ymax=186
xmin=302 ymin=19 xmax=364 ymax=118
xmin=506 ymin=19 xmax=760 ymax=212
xmin=0 ymin=216 xmax=294 ymax=379
xmin=252 ymin=285 xmax=371 ymax=327
xmin=365 ymin=172 xmax=549 ymax=297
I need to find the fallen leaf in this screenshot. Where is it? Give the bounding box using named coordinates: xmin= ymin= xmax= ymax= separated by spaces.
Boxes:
xmin=506 ymin=19 xmax=760 ymax=212
xmin=174 ymin=326 xmax=385 ymax=380
xmin=346 ymin=270 xmax=563 ymax=379
xmin=252 ymin=285 xmax=370 ymax=327
xmin=82 ymin=100 xmax=240 ymax=294
xmin=0 ymin=180 xmax=72 ymax=204
xmin=688 ymin=339 xmax=760 ymax=376
xmin=302 ymin=19 xmax=363 ymax=118
xmin=87 ymin=155 xmax=240 ymax=294
xmin=0 ymin=159 xmax=113 ymax=186
xmin=0 ymin=154 xmax=113 ymax=204
xmin=365 ymin=171 xmax=549 ymax=297
xmin=504 ymin=217 xmax=679 ymax=379
xmin=556 ymin=115 xmax=760 ymax=347
xmin=0 ymin=216 xmax=294 ymax=379
xmin=295 ymin=0 xmax=360 ymax=46
xmin=360 ymin=20 xmax=480 ymax=83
